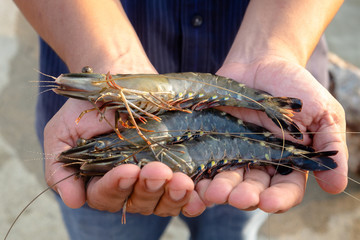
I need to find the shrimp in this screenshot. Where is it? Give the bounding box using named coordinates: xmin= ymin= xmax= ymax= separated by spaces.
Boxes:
xmin=58 ymin=109 xmax=337 ymax=183
xmin=51 ymin=68 xmax=303 ymax=143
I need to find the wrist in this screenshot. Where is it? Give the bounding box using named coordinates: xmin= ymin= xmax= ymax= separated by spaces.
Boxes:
xmin=223 ymin=15 xmax=308 ymax=67
xmin=223 ymin=0 xmax=343 ymax=67
xmin=224 ymin=39 xmax=303 ymax=67
xmin=66 ymin=37 xmax=157 ymax=74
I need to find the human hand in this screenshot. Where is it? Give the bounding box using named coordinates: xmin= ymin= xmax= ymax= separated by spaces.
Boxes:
xmin=44 ymin=98 xmax=206 ymax=217
xmin=195 ymin=55 xmax=347 ymax=213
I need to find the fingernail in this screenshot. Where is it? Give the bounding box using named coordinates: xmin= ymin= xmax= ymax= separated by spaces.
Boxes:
xmin=182 ymin=208 xmax=194 ymax=217
xmin=145 ymin=179 xmax=165 ymax=192
xmin=119 ymin=177 xmax=137 ymax=190
xmin=169 ymin=189 xmax=186 ymax=201
xmin=182 ymin=206 xmax=198 ymax=217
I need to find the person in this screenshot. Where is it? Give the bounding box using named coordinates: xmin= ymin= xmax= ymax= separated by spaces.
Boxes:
xmin=14 ymin=0 xmax=347 ymax=239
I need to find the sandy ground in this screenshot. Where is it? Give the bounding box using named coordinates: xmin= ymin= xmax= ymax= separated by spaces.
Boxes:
xmin=1 ymin=1 xmax=360 ymax=240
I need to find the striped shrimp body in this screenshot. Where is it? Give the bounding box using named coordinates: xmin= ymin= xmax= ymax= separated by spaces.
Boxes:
xmin=53 ymin=70 xmax=303 ymax=140
xmin=67 ymin=108 xmax=282 ymax=151
xmin=58 ymin=109 xmax=337 ymax=183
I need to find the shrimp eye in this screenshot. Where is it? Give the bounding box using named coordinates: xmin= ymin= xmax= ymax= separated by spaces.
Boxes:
xmin=82 ymin=66 xmax=93 ymax=73
xmin=76 ymin=138 xmax=87 ymax=146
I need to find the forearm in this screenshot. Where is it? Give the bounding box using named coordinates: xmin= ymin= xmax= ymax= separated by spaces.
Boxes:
xmin=14 ymin=0 xmax=155 ymax=73
xmin=225 ymin=0 xmax=343 ymax=66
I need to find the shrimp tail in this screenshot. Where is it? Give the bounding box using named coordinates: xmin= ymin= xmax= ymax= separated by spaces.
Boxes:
xmin=269 ymin=97 xmax=303 ymax=112
xmin=261 ymin=97 xmax=303 ymax=140
xmin=290 ymin=150 xmax=338 ymax=171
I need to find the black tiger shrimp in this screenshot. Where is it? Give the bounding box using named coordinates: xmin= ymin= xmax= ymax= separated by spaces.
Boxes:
xmin=51 ymin=68 xmax=303 ymax=143
xmin=58 ymin=109 xmax=338 ymax=183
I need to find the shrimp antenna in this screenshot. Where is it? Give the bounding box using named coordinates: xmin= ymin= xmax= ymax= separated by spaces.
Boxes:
xmin=4 ymin=173 xmax=77 ymax=240
xmin=33 ymin=68 xmax=57 ymax=80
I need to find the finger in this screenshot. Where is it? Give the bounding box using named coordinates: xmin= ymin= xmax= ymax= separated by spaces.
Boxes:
xmin=312 ymin=127 xmax=348 ymax=194
xmin=259 ymin=170 xmax=306 ymax=213
xmin=228 ymin=168 xmax=271 ymax=210
xmin=43 ymin=99 xmax=116 ymax=209
xmin=194 ymin=179 xmax=213 ymax=207
xmin=182 ymin=191 xmax=207 ymax=217
xmin=202 ymin=169 xmax=244 ymax=205
xmin=85 ymin=164 xmax=140 ymax=212
xmin=153 ymin=172 xmax=194 ymax=217
xmin=304 ymin=93 xmax=348 ymax=194
xmin=44 ymin=133 xmax=86 ymax=209
xmin=126 ymin=162 xmax=173 ymax=215
xmin=46 ymin=160 xmax=86 ymax=209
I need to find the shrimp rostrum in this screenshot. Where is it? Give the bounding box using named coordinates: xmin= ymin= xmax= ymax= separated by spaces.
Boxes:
xmin=52 ymin=70 xmax=303 ymax=141
xmin=58 ymin=109 xmax=337 ymax=183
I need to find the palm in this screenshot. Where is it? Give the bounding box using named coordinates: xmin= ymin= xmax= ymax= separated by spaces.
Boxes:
xmin=247 ymin=57 xmax=347 ymax=193
xmin=200 ymin=56 xmax=348 ymax=212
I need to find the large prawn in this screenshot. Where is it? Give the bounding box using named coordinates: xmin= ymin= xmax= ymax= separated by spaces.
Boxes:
xmin=51 ymin=67 xmax=303 ymax=144
xmin=58 ymin=109 xmax=337 ymax=183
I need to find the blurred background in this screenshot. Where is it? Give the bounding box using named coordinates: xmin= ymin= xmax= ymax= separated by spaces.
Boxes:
xmin=0 ymin=1 xmax=359 ymax=239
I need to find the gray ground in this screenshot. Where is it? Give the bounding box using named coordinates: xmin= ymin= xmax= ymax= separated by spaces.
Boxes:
xmin=1 ymin=1 xmax=359 ymax=240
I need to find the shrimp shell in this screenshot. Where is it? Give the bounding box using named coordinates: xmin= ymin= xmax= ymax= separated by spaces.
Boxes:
xmin=58 ymin=109 xmax=337 ymax=183
xmin=53 ymin=72 xmax=303 ymax=140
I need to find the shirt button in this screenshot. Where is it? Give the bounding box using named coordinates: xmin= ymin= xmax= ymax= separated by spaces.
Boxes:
xmin=192 ymin=15 xmax=203 ymax=27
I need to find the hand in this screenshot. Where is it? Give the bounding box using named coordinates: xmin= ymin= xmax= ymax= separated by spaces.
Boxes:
xmin=195 ymin=55 xmax=347 ymax=213
xmin=44 ymin=98 xmax=206 ymax=217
